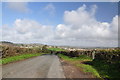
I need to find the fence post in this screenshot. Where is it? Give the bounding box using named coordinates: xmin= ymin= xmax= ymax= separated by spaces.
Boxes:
xmin=92 ymin=51 xmax=95 ymax=59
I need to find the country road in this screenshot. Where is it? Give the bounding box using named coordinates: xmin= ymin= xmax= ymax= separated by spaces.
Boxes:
xmin=2 ymin=55 xmax=65 ymax=78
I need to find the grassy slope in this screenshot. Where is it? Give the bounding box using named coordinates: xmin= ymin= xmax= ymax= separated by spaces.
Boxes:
xmin=89 ymin=60 xmax=120 ymax=79
xmin=59 ymin=54 xmax=120 ymax=79
xmin=47 ymin=48 xmax=65 ymax=51
xmin=58 ymin=54 xmax=100 ymax=78
xmin=0 ymin=53 xmax=45 ymax=64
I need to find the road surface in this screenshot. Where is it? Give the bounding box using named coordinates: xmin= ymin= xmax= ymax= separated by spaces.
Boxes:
xmin=2 ymin=55 xmax=65 ymax=78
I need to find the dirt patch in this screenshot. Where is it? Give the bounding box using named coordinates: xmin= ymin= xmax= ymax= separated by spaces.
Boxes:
xmin=60 ymin=59 xmax=94 ymax=78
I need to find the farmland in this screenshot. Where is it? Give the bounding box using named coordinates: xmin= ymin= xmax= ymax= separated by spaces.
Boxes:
xmin=1 ymin=41 xmax=120 ymax=79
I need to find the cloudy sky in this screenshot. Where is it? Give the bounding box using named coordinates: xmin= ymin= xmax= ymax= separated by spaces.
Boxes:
xmin=1 ymin=2 xmax=119 ymax=47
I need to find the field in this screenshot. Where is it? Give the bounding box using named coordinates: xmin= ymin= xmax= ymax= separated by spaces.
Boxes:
xmin=47 ymin=47 xmax=65 ymax=51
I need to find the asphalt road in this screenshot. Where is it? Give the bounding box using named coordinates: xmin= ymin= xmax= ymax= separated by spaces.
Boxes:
xmin=2 ymin=55 xmax=65 ymax=78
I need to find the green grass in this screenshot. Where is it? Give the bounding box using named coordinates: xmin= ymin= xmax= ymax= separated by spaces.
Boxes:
xmin=59 ymin=54 xmax=120 ymax=79
xmin=0 ymin=53 xmax=45 ymax=64
xmin=48 ymin=48 xmax=65 ymax=51
xmin=76 ymin=64 xmax=100 ymax=78
xmin=58 ymin=54 xmax=92 ymax=61
xmin=89 ymin=60 xmax=120 ymax=79
xmin=58 ymin=54 xmax=100 ymax=78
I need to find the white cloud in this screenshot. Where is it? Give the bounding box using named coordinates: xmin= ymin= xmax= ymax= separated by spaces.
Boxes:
xmin=44 ymin=3 xmax=55 ymax=15
xmin=2 ymin=19 xmax=54 ymax=43
xmin=6 ymin=2 xmax=30 ymax=13
xmin=2 ymin=4 xmax=118 ymax=47
xmin=90 ymin=5 xmax=97 ymax=16
xmin=54 ymin=4 xmax=118 ymax=47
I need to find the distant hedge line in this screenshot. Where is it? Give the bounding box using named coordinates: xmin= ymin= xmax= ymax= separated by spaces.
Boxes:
xmin=1 ymin=46 xmax=42 ymax=58
xmin=1 ymin=45 xmax=120 ymax=64
xmin=49 ymin=48 xmax=120 ymax=64
xmin=95 ymin=49 xmax=120 ymax=63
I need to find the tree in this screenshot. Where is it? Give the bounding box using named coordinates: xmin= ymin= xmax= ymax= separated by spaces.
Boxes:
xmin=42 ymin=45 xmax=48 ymax=53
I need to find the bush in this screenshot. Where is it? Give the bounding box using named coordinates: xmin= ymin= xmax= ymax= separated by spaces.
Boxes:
xmin=2 ymin=45 xmax=42 ymax=58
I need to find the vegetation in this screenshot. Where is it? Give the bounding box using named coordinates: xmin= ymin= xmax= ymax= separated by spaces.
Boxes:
xmin=47 ymin=47 xmax=65 ymax=51
xmin=58 ymin=54 xmax=100 ymax=78
xmin=0 ymin=44 xmax=48 ymax=64
xmin=0 ymin=53 xmax=45 ymax=64
xmin=1 ymin=46 xmax=42 ymax=58
xmin=95 ymin=49 xmax=120 ymax=64
xmin=58 ymin=48 xmax=120 ymax=79
xmin=88 ymin=60 xmax=120 ymax=79
xmin=1 ymin=43 xmax=120 ymax=79
xmin=41 ymin=45 xmax=49 ymax=53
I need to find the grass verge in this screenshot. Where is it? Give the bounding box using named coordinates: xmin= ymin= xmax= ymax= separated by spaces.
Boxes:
xmin=0 ymin=53 xmax=45 ymax=64
xmin=89 ymin=60 xmax=120 ymax=79
xmin=58 ymin=54 xmax=100 ymax=78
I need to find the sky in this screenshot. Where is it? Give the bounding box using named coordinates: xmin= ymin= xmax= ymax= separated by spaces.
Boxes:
xmin=1 ymin=2 xmax=119 ymax=47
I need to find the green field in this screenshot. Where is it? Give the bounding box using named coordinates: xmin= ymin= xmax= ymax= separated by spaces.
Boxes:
xmin=48 ymin=48 xmax=65 ymax=51
xmin=0 ymin=53 xmax=45 ymax=64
